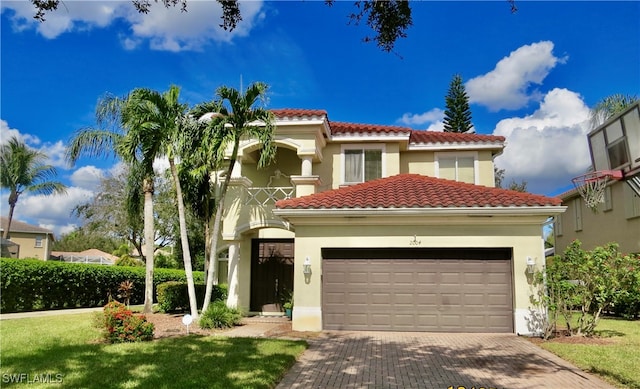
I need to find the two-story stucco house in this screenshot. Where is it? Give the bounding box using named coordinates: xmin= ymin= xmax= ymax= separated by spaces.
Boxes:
xmin=214 ymin=109 xmax=565 ymax=335
xmin=555 ymin=181 xmax=640 ymax=255
xmin=0 ymin=217 xmax=55 ymax=260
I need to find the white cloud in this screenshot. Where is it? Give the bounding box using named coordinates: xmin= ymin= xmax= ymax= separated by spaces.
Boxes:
xmin=397 ymin=108 xmax=445 ymax=131
xmin=1 ymin=119 xmax=68 ymax=168
xmin=2 ymin=0 xmax=265 ymax=51
xmin=1 ymin=1 xmax=124 ymax=39
xmin=1 ymin=119 xmax=40 ymax=145
xmin=39 ymin=140 xmax=68 ymax=168
xmin=10 ymin=186 xmax=94 ymax=238
xmin=467 ymin=41 xmax=568 ymax=111
xmin=493 ymin=88 xmax=592 ymax=194
xmin=70 ymin=165 xmax=105 ymax=190
xmin=398 ymin=108 xmax=443 ymax=126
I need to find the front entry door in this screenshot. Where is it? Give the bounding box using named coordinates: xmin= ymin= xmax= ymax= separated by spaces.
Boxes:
xmin=250 ymin=239 xmax=294 ymax=312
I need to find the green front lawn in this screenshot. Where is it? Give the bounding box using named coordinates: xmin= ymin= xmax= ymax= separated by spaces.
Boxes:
xmin=0 ymin=314 xmax=307 ymax=388
xmin=538 ymin=317 xmax=640 ymax=389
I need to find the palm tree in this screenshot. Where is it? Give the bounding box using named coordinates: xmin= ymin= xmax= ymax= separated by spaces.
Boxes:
xmin=590 ymin=94 xmax=639 ymax=129
xmin=0 ymin=137 xmax=67 ymax=239
xmin=191 ymin=82 xmax=277 ymax=312
xmin=66 ymin=86 xmax=198 ymax=316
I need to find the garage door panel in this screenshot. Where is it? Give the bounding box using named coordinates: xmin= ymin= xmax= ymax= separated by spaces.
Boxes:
xmin=417 ymin=272 xmax=438 ymax=284
xmin=395 ymin=293 xmax=414 ymax=305
xmin=323 ymin=255 xmax=513 ymax=332
xmin=370 ymin=272 xmax=390 ymax=284
xmin=463 ymin=293 xmax=486 ymax=306
xmin=371 ymin=293 xmax=392 ymax=305
xmin=488 ymin=293 xmax=511 ymax=306
xmin=440 ymin=272 xmax=463 ymax=284
xmin=348 ymin=272 xmax=368 ymax=284
xmin=393 ymin=272 xmax=414 ymax=284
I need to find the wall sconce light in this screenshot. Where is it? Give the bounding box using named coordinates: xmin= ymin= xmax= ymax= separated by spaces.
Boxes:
xmin=303 ymin=256 xmax=312 ymax=276
xmin=526 ymin=256 xmax=536 ymax=274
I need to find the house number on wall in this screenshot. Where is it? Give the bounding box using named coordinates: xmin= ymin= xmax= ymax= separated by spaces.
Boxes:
xmin=409 ymin=235 xmax=421 ymax=246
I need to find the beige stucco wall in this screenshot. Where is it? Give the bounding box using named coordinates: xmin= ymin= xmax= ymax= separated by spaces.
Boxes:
xmin=556 ymin=181 xmax=640 ymax=254
xmin=401 ymin=151 xmax=435 ymax=176
xmin=284 ymin=214 xmax=550 ymax=334
xmin=477 ymin=150 xmax=497 ymax=187
xmin=6 ymin=232 xmax=52 ymax=260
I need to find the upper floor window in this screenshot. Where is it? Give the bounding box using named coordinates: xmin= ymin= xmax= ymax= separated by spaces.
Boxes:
xmin=342 ymin=145 xmax=384 ymax=184
xmin=35 ymin=236 xmax=43 ymax=248
xmin=436 ymin=153 xmax=477 ymax=184
xmin=624 ymin=184 xmax=640 ymax=219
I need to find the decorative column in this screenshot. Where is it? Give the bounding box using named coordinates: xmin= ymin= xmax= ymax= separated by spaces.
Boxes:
xmin=226 ymin=241 xmax=241 ymax=308
xmin=301 ymin=155 xmax=313 ymax=176
xmin=231 ymin=157 xmax=242 ymax=178
xmin=290 ymin=155 xmax=321 ymax=197
xmin=223 ymin=156 xmax=252 ymax=241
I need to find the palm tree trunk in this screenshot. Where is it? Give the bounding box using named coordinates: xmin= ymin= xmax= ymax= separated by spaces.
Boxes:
xmin=169 ymin=158 xmax=199 ymax=318
xmin=3 ymin=192 xmax=18 ymax=240
xmin=202 ymin=142 xmax=239 ymax=312
xmin=142 ymin=178 xmax=155 ymax=314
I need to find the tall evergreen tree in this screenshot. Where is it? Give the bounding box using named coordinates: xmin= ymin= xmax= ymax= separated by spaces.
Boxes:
xmin=443 ymin=74 xmax=474 ymax=133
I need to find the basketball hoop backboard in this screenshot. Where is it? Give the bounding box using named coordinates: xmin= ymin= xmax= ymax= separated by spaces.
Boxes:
xmin=588 ymin=101 xmax=640 ymax=176
xmin=586 ymin=101 xmax=640 ymax=198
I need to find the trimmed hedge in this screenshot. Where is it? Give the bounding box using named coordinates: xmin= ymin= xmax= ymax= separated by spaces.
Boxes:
xmin=156 ymin=282 xmax=227 ymax=312
xmin=0 ymin=258 xmax=205 ymax=313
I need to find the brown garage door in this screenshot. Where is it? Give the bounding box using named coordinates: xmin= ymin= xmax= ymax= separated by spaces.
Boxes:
xmin=322 ymin=248 xmax=513 ymax=332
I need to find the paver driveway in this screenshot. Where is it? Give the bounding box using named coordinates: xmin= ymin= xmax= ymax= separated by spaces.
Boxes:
xmin=276 ymin=331 xmax=616 ymax=389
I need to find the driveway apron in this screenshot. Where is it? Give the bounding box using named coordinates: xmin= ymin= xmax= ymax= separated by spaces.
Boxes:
xmin=276 ymin=331 xmax=616 ymax=389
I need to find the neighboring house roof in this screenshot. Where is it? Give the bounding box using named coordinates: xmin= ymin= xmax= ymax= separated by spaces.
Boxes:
xmin=276 ymin=174 xmax=562 ymax=210
xmin=51 ymin=249 xmax=118 ymax=261
xmin=0 ymin=216 xmax=54 ymax=237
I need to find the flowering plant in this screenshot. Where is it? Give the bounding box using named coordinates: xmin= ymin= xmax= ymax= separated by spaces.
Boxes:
xmin=102 ymin=301 xmax=154 ymax=343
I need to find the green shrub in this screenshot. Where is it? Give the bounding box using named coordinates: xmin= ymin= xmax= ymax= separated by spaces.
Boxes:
xmin=0 ymin=258 xmax=205 ymax=313
xmin=156 ymin=282 xmax=227 ymax=312
xmin=199 ymin=300 xmax=242 ymax=329
xmin=101 ymin=301 xmax=154 ymax=343
xmin=612 ymin=253 xmax=640 ymax=319
xmin=115 ymin=255 xmax=143 ymax=267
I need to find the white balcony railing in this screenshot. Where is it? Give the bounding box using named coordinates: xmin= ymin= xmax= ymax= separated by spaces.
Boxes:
xmin=246 ymin=187 xmax=295 ymax=206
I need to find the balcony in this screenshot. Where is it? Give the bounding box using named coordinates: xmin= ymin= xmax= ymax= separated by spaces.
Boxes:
xmin=245 ymin=187 xmax=295 ymax=206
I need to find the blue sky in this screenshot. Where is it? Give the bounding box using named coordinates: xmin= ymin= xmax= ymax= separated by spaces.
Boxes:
xmin=1 ymin=1 xmax=639 ymax=237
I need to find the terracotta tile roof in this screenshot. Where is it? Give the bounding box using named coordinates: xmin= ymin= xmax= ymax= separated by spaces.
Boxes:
xmin=272 ymin=109 xmax=327 ymax=119
xmin=276 ymin=174 xmax=561 ymax=209
xmin=270 ymin=108 xmax=504 ymax=145
xmin=330 ymin=121 xmax=411 ymax=135
xmin=410 ymin=131 xmax=505 ymax=144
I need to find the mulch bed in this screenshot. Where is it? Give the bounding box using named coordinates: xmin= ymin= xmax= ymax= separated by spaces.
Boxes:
xmin=526 ymin=330 xmax=616 ymax=345
xmin=145 ymin=313 xmax=217 ymax=338
xmin=144 ymin=313 xmax=316 ymax=340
